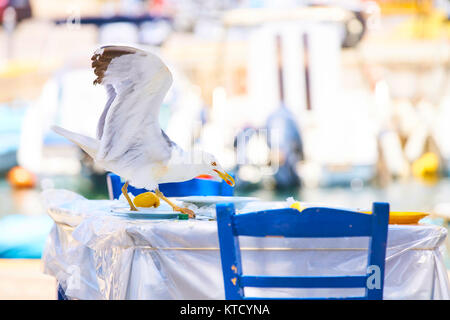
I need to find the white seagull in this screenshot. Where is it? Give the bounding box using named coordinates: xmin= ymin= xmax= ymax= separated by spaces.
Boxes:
xmin=52 ymin=45 xmax=235 ymax=217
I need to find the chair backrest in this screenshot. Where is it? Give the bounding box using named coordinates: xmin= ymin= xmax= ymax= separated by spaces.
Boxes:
xmin=216 ymin=202 xmax=389 ymax=300
xmin=106 ymin=172 xmax=234 ymax=199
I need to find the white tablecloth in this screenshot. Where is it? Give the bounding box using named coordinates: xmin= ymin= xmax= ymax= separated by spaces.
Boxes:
xmin=41 ymin=189 xmax=450 ymax=300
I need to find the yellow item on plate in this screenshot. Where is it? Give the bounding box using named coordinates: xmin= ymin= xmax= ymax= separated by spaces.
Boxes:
xmin=133 ymin=192 xmax=160 ymax=208
xmin=360 ymin=211 xmax=429 ymax=225
xmin=290 ymin=202 xmax=303 ymax=212
xmin=389 ymin=212 xmax=429 ymax=225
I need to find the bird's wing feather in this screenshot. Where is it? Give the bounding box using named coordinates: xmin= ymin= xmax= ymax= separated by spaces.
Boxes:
xmin=91 ymin=46 xmax=173 ymax=163
xmin=97 ymin=84 xmax=116 ymax=139
xmin=161 ymin=129 xmax=177 ymax=148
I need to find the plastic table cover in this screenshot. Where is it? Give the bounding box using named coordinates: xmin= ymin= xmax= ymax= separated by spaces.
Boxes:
xmin=41 ymin=189 xmax=450 ymax=300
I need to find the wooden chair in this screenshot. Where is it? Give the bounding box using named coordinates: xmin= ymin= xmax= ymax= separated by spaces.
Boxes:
xmin=216 ymin=202 xmax=389 ymax=300
xmin=106 ymin=172 xmax=234 ymax=199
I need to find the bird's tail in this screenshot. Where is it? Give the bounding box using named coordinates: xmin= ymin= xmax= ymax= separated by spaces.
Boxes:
xmin=51 ymin=125 xmax=99 ymax=159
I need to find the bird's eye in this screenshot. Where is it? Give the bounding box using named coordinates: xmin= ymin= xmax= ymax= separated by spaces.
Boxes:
xmin=211 ymin=162 xmax=217 ymax=166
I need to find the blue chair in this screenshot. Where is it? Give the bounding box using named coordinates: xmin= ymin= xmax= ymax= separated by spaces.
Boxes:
xmin=106 ymin=172 xmax=234 ymax=199
xmin=216 ymin=202 xmax=389 ymax=300
xmin=57 ymin=284 xmax=68 ymax=300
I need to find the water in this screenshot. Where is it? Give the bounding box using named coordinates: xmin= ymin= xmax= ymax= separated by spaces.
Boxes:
xmin=0 ymin=174 xmax=108 ymax=217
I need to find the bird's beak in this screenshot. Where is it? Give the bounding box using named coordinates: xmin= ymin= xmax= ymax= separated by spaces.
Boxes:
xmin=213 ymin=169 xmax=235 ymax=187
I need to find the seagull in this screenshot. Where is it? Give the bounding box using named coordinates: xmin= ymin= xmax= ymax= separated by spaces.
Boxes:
xmin=52 ymin=45 xmax=235 ymax=217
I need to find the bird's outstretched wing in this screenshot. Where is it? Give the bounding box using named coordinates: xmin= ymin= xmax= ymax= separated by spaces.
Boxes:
xmin=91 ymin=45 xmax=173 ymax=163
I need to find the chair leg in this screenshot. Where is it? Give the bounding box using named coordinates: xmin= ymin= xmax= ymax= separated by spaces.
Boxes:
xmin=57 ymin=283 xmax=68 ymax=300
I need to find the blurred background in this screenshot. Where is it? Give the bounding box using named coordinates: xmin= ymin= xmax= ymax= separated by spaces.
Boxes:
xmin=0 ymin=0 xmax=450 ymax=298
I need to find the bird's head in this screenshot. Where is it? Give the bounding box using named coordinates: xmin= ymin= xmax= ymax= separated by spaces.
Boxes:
xmin=201 ymin=152 xmax=235 ymax=187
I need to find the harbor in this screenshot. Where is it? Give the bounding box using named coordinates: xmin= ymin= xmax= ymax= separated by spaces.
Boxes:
xmin=0 ymin=0 xmax=449 ymax=301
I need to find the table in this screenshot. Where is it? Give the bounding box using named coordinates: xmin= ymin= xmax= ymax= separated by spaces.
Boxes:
xmin=42 ymin=189 xmax=450 ymax=300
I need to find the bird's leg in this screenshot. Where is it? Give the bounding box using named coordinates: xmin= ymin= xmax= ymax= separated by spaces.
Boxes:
xmin=154 ymin=189 xmax=195 ymax=218
xmin=122 ymin=181 xmax=138 ymax=211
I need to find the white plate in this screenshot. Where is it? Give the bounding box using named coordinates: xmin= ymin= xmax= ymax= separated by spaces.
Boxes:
xmin=111 ymin=206 xmax=180 ymax=219
xmin=175 ymin=196 xmax=259 ymax=209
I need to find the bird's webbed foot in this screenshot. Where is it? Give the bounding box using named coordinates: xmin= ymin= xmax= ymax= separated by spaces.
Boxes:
xmin=154 ymin=188 xmax=196 ymax=218
xmin=173 ymin=206 xmax=196 ymax=219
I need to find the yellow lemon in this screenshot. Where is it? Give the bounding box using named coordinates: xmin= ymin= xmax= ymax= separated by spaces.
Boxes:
xmin=290 ymin=202 xmax=303 ymax=212
xmin=133 ymin=192 xmax=160 ymax=208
